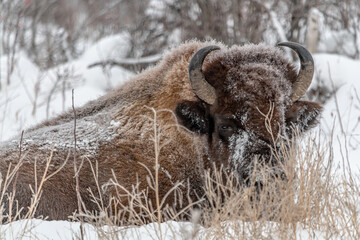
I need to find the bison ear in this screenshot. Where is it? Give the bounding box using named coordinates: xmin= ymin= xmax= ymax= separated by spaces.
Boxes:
xmin=285 ymin=101 xmax=322 ymax=132
xmin=175 ymin=100 xmax=209 ymax=134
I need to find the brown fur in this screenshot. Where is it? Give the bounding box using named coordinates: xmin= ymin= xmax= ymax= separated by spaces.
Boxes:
xmin=0 ymin=40 xmax=321 ymax=221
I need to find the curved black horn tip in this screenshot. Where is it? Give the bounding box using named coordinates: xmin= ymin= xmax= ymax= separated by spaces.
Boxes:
xmin=277 ymin=41 xmax=313 ymax=64
xmin=189 ymin=45 xmax=221 ymax=73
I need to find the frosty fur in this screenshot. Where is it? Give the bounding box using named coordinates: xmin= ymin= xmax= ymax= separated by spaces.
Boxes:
xmin=0 ymin=40 xmax=321 ymax=221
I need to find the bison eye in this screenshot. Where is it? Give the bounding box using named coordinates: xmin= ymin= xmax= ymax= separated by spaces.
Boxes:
xmin=220 ymin=125 xmax=232 ymax=130
xmin=218 ymin=125 xmax=236 ymax=139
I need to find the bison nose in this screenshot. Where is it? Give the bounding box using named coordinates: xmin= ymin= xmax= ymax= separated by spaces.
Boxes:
xmin=249 ymin=144 xmax=272 ymax=158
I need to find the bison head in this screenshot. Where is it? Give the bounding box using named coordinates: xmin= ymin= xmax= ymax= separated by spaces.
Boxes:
xmin=176 ymin=42 xmax=322 ymax=182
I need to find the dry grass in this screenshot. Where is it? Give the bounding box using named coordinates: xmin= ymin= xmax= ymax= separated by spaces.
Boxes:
xmin=0 ymin=146 xmax=69 ymax=238
xmin=77 ymin=130 xmax=358 ymax=240
xmin=78 ymin=123 xmax=359 ymax=239
xmin=0 ymin=115 xmax=359 ymax=239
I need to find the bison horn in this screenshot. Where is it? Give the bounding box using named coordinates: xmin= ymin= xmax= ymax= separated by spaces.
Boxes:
xmin=189 ymin=45 xmax=220 ymax=105
xmin=277 ymin=42 xmax=314 ymax=102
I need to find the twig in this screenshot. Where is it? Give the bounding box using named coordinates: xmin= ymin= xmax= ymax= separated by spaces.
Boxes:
xmin=25 ymin=148 xmax=54 ymax=219
xmin=11 ymin=130 xmax=24 ymax=196
xmin=150 ymin=108 xmax=163 ymax=234
xmin=328 ymin=63 xmax=345 ymax=135
xmin=6 ymin=4 xmax=25 ymax=86
xmin=72 ymin=89 xmax=84 ymax=240
xmin=87 ymin=54 xmax=162 ymax=69
xmin=327 ymin=63 xmax=354 ymax=184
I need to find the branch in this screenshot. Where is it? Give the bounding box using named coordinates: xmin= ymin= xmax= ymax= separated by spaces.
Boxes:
xmin=87 ymin=54 xmax=162 ymax=69
xmin=11 ymin=130 xmax=24 ymax=195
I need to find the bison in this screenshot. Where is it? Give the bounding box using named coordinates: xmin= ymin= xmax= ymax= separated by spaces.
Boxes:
xmin=0 ymin=40 xmax=321 ymax=221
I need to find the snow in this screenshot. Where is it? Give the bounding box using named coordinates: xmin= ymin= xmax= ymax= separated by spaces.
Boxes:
xmin=0 ymin=219 xmax=203 ymax=240
xmin=80 ymin=33 xmax=131 ymax=62
xmin=0 ymin=219 xmax=330 ymax=239
xmin=0 ymin=33 xmax=134 ymax=141
xmin=313 ymin=53 xmax=360 ymax=174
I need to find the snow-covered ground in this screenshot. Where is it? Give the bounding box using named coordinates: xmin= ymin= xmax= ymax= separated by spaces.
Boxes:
xmin=0 ymin=33 xmax=134 ymax=141
xmin=314 ymin=53 xmax=360 ymax=174
xmin=1 ymin=32 xmax=360 ymax=238
xmin=0 ymin=219 xmax=200 ymax=240
xmin=0 ymin=218 xmax=328 ymax=240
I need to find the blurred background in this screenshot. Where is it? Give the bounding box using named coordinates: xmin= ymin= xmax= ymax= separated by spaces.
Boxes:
xmin=1 ymin=0 xmax=359 ymax=69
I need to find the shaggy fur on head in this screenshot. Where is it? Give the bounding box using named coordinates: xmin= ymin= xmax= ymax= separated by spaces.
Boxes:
xmin=0 ymin=40 xmax=321 ymax=221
